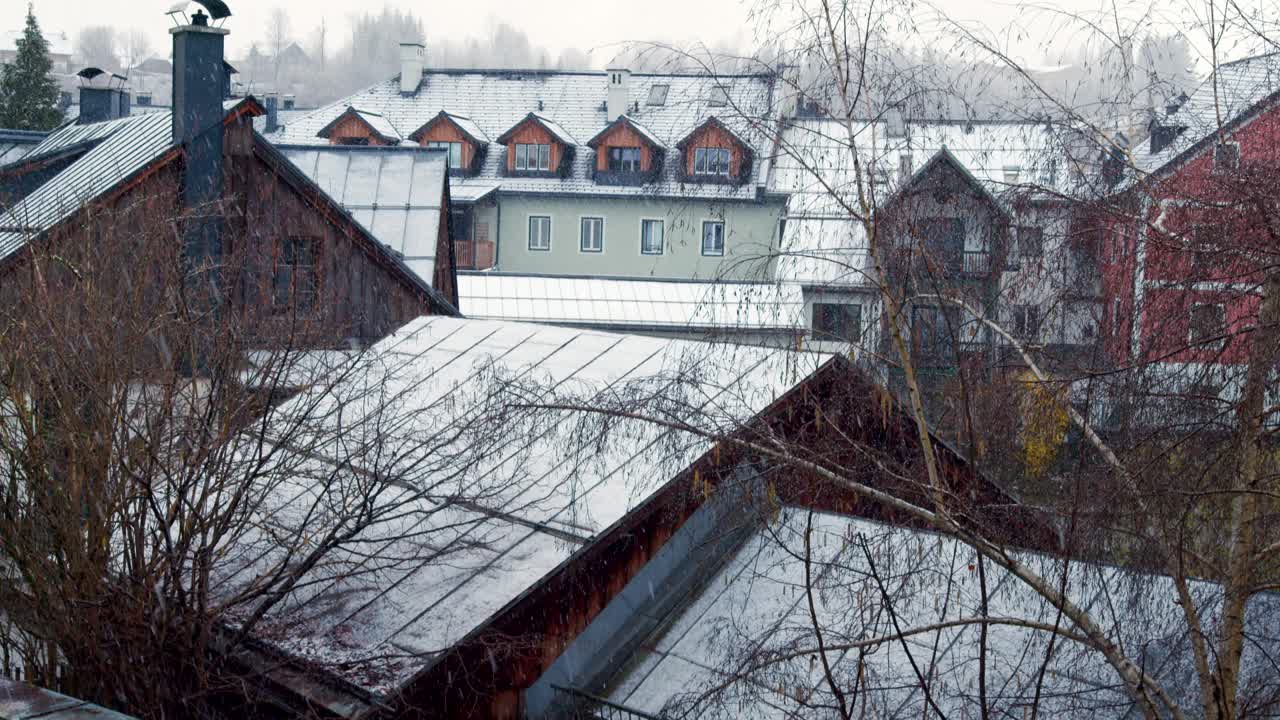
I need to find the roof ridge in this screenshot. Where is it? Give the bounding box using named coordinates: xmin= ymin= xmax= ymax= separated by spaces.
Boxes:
xmin=1217 ymin=50 xmax=1280 ymax=69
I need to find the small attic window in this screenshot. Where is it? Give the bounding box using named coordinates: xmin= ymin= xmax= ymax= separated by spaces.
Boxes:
xmin=708 ymin=86 xmax=729 ymax=107
xmin=1003 ymin=165 xmax=1021 ymax=184
xmin=647 ymin=84 xmax=670 ymax=106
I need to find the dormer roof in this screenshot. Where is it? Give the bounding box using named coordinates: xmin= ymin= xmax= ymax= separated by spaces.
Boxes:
xmin=495 ymin=112 xmax=577 ymax=146
xmin=586 ymin=115 xmax=666 ymax=151
xmin=676 ymin=115 xmax=751 ymax=151
xmin=316 ymin=105 xmax=403 ymax=145
xmin=409 ymin=110 xmax=490 ymax=146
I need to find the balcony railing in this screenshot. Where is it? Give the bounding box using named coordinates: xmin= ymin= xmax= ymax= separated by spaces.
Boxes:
xmin=961 ymin=250 xmax=990 ymax=275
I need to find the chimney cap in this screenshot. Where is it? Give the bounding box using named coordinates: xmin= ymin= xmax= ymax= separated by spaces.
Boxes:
xmin=166 ymin=0 xmax=232 ymax=21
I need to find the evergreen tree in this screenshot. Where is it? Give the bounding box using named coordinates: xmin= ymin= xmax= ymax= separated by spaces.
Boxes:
xmin=0 ymin=4 xmax=63 ymax=130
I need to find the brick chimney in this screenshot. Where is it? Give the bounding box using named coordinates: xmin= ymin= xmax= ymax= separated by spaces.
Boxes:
xmin=607 ymin=67 xmax=630 ymax=121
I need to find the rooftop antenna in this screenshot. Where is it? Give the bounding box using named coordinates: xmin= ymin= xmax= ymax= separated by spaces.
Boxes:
xmin=165 ymin=0 xmax=232 ymax=28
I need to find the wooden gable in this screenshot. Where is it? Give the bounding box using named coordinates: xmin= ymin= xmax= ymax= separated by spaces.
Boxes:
xmin=317 ymin=108 xmax=394 ymax=147
xmin=496 ymin=114 xmax=573 ymax=175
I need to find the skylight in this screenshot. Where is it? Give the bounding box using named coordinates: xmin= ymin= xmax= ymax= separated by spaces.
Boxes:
xmin=647 ymin=84 xmax=670 ymax=106
xmin=708 ymin=85 xmax=729 ymax=107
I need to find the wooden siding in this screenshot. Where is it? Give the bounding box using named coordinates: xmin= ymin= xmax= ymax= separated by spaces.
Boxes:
xmin=682 ymin=123 xmax=745 ymax=178
xmin=1 ymin=115 xmax=440 ymax=349
xmin=413 ymin=118 xmax=477 ymax=168
xmin=503 ymin=121 xmax=562 ymax=172
xmin=591 ymin=124 xmax=654 ymax=172
xmin=325 ymin=114 xmax=391 ymax=147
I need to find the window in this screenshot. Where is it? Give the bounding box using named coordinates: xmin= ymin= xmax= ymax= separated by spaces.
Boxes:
xmin=899 ymin=153 xmax=913 ymax=179
xmin=641 ymin=219 xmax=664 ymax=255
xmin=693 ymin=147 xmax=731 ymax=177
xmin=1016 ymin=226 xmax=1044 ymax=263
xmin=1113 ymin=298 xmax=1123 ymax=336
xmin=701 ymin=221 xmax=725 ymax=256
xmin=580 ymin=217 xmax=603 ymax=252
xmin=428 ymin=141 xmax=464 ymax=169
xmin=529 ymin=216 xmax=552 ymax=251
xmin=1213 ymin=142 xmax=1240 ymax=173
xmin=335 ymin=136 xmax=370 ymax=146
xmin=912 ymin=305 xmax=953 ymax=359
xmin=1189 ymin=303 xmax=1226 ymax=346
xmin=515 ymin=143 xmax=551 ymax=172
xmin=813 ymin=303 xmax=862 ymax=343
xmin=708 ymin=85 xmax=729 ymax=106
xmin=1011 ymin=304 xmax=1040 ymax=341
xmin=608 ymin=147 xmax=642 ymax=173
xmin=136 ymin=93 xmax=152 ymax=107
xmin=272 ymin=237 xmax=317 ymax=313
xmin=647 ymin=84 xmax=670 ymax=106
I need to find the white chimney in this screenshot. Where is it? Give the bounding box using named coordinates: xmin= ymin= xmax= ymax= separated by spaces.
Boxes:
xmin=607 ymin=67 xmax=630 ymax=121
xmin=400 ymin=41 xmax=425 ymax=94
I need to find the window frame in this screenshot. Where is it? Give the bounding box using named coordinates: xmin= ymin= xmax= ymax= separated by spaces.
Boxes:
xmin=579 ymin=216 xmax=604 ymax=253
xmin=647 ymin=84 xmax=670 ymax=106
xmin=528 ymin=215 xmax=552 ymax=251
xmin=1213 ymin=141 xmax=1240 ymax=173
xmin=428 ymin=140 xmax=464 ymax=169
xmin=701 ymin=220 xmax=726 ymax=256
xmin=640 ymin=218 xmax=665 ymax=256
xmin=1188 ymin=302 xmax=1227 ymax=347
xmin=607 ymin=146 xmax=643 ymax=173
xmin=271 ymin=236 xmax=319 ymax=315
xmin=692 ymin=146 xmax=731 ymax=177
xmin=1011 ymin=304 xmax=1040 ymax=341
xmin=812 ymin=302 xmax=862 ymax=344
xmin=514 ymin=142 xmax=552 ymax=172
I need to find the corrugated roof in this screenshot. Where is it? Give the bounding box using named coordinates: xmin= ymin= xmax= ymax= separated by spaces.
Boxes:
xmin=277 ymin=145 xmax=448 ymax=287
xmin=0 ymin=112 xmax=174 ymax=261
xmin=0 ymin=129 xmax=47 ymax=166
xmin=457 ymin=273 xmax=806 ymax=332
xmin=266 ymin=69 xmax=775 ymax=201
xmin=226 ymin=316 xmax=827 ymax=695
xmin=606 ymin=508 xmax=1280 ymax=717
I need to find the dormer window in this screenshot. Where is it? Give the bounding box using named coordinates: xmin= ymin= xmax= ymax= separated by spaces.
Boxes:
xmin=676 ymin=117 xmax=752 ymax=184
xmin=410 ymin=111 xmax=490 ymax=175
xmin=496 ymin=112 xmax=576 ymax=177
xmin=587 ymin=115 xmax=665 ymax=185
xmin=515 ymin=143 xmax=551 ymax=171
xmin=316 ymin=106 xmax=402 ymax=146
xmin=693 ymin=147 xmax=731 ymax=177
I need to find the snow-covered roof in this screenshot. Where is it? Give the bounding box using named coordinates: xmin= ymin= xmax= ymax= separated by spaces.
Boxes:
xmin=277 ymin=145 xmax=448 ymax=287
xmin=0 ymin=100 xmax=259 ymax=262
xmin=317 ymin=105 xmax=404 ymax=145
xmin=773 ymin=118 xmax=1065 ymax=287
xmin=0 ymin=129 xmax=48 ymax=166
xmin=0 ymin=676 xmax=138 ymax=719
xmin=227 ymin=316 xmax=827 ymax=695
xmin=264 ymin=69 xmax=776 ymax=201
xmin=586 ymin=115 xmax=667 ymax=150
xmin=1129 ymin=52 xmax=1280 ymax=180
xmin=606 ymin=508 xmax=1280 ymax=718
xmin=457 ymin=273 xmax=807 ymax=333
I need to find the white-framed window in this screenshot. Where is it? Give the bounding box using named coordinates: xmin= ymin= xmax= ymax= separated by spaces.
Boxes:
xmin=701 ymin=221 xmax=725 ymax=256
xmin=528 ymin=216 xmax=552 ymax=251
xmin=580 ymin=217 xmax=604 ymax=253
xmin=515 ymin=143 xmax=551 ymax=172
xmin=428 ymin=141 xmax=464 ymax=169
xmin=640 ymin=219 xmax=664 ymax=255
xmin=693 ymin=147 xmax=731 ymax=177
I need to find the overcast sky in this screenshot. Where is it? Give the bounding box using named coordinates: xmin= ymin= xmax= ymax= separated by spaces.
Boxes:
xmin=5 ymin=0 xmax=1259 ymax=68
